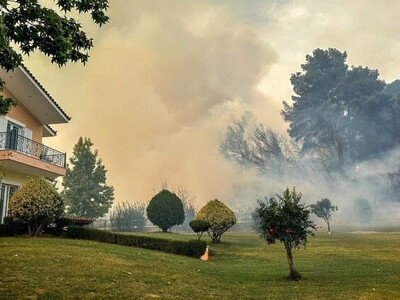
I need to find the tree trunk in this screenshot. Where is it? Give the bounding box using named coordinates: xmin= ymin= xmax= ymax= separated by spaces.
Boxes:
xmin=34 ymin=224 xmax=43 ymax=236
xmin=285 ymin=244 xmax=301 ymax=280
xmin=286 ymin=246 xmax=295 ymax=275
xmin=327 ymin=222 xmax=331 ymax=234
xmin=331 ymin=126 xmax=344 ymax=172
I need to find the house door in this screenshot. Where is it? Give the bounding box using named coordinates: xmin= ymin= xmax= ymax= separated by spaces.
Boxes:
xmin=0 ymin=184 xmax=18 ymax=223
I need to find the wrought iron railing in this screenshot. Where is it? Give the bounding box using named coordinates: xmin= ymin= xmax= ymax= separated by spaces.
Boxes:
xmin=0 ymin=132 xmax=66 ymax=168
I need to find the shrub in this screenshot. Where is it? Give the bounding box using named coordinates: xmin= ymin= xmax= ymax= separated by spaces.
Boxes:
xmin=44 ymin=217 xmax=74 ymax=236
xmin=110 ymin=201 xmax=146 ymax=232
xmin=8 ymin=177 xmax=64 ymax=236
xmin=147 ymin=190 xmax=185 ymax=232
xmin=1 ymin=216 xmax=27 ymax=236
xmin=0 ymin=224 xmax=13 ymax=237
xmin=189 ymin=220 xmax=210 ymax=240
xmin=196 ymin=199 xmax=236 ymax=243
xmin=68 ymin=226 xmax=117 ymax=243
xmin=67 ymin=226 xmax=206 ymax=258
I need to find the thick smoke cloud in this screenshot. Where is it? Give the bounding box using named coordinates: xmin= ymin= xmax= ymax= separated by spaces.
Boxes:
xmin=26 ymin=0 xmax=278 ymax=207
xmin=25 ymin=1 xmax=400 ymax=222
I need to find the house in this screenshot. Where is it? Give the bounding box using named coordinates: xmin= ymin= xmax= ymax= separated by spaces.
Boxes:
xmin=0 ymin=65 xmax=70 ymax=223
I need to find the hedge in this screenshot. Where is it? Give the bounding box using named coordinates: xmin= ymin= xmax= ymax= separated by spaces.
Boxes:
xmin=0 ymin=224 xmax=13 ymax=237
xmin=0 ymin=217 xmax=28 ymax=237
xmin=67 ymin=226 xmax=207 ymax=258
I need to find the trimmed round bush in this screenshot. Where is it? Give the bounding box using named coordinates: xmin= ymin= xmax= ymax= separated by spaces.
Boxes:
xmin=146 ymin=189 xmax=185 ymax=232
xmin=9 ymin=177 xmax=64 ymax=236
xmin=189 ymin=219 xmax=211 ymax=240
xmin=196 ymin=199 xmax=236 ymax=243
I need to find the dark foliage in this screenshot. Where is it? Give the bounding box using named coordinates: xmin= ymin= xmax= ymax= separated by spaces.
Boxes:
xmin=147 ymin=189 xmax=185 ymax=232
xmin=282 ymin=48 xmax=400 ymax=176
xmin=0 ymin=216 xmax=27 ymax=236
xmin=44 ymin=217 xmax=73 ymax=236
xmin=67 ymin=226 xmax=206 ymax=258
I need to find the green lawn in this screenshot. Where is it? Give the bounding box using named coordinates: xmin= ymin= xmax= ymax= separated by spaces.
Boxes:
xmin=1 ymin=230 xmax=400 ymax=299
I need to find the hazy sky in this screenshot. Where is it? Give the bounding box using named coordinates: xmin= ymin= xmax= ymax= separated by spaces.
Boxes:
xmin=24 ymin=0 xmax=400 ymax=209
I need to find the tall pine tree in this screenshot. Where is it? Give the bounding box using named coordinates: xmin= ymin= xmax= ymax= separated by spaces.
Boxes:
xmin=63 ymin=137 xmax=114 ymax=218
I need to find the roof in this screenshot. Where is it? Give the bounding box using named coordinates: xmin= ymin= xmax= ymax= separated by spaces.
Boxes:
xmin=0 ymin=64 xmax=71 ymax=125
xmin=43 ymin=124 xmax=57 ymax=137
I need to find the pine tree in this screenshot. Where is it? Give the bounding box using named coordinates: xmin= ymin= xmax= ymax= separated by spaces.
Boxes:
xmin=62 ymin=137 xmax=114 ymax=218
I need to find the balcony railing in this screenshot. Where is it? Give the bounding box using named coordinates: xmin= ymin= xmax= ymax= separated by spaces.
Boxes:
xmin=0 ymin=132 xmax=66 ymax=168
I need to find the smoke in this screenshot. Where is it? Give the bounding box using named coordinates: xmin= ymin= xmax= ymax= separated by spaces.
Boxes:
xmin=25 ymin=0 xmax=278 ymax=207
xmin=23 ymin=1 xmax=400 ymax=226
xmin=222 ymin=115 xmax=400 ymax=227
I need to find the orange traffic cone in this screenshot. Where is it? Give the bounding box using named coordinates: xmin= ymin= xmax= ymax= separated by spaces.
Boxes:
xmin=200 ymin=246 xmax=209 ymax=261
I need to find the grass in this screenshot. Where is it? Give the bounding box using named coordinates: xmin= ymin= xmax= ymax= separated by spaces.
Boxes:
xmin=1 ymin=230 xmax=400 ymax=299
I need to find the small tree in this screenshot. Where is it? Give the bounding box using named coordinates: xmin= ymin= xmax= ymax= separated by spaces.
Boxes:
xmin=189 ymin=220 xmax=210 ymax=240
xmin=110 ymin=202 xmax=146 ymax=232
xmin=255 ymin=187 xmax=316 ymax=280
xmin=310 ymin=198 xmax=338 ymax=234
xmin=196 ymin=199 xmax=236 ymax=243
xmin=8 ymin=177 xmax=64 ymax=236
xmin=146 ymin=189 xmax=185 ymax=232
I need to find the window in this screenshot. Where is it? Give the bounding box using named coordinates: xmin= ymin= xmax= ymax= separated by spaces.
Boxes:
xmin=0 ymin=183 xmax=18 ymax=223
xmin=6 ymin=121 xmax=23 ymax=150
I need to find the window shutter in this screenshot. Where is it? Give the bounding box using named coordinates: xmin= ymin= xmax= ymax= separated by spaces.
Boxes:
xmin=22 ymin=127 xmax=33 ymax=155
xmin=0 ymin=117 xmax=7 ymax=132
xmin=0 ymin=117 xmax=7 ymax=149
xmin=24 ymin=128 xmax=32 ymax=140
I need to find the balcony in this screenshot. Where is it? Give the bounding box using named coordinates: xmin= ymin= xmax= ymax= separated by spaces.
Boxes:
xmin=0 ymin=132 xmax=66 ymax=178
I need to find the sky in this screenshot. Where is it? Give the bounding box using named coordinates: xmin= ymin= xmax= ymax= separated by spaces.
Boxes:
xmin=24 ymin=0 xmax=400 ymax=210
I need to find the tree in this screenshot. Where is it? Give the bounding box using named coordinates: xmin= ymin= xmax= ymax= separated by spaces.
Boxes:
xmin=282 ymin=48 xmax=348 ymax=172
xmin=196 ymin=199 xmax=236 ymax=243
xmin=62 ymin=137 xmax=114 ymax=218
xmin=282 ymin=48 xmax=388 ymax=174
xmin=189 ymin=220 xmax=210 ymax=240
xmin=220 ymin=114 xmax=299 ymax=175
xmin=0 ymin=0 xmax=109 ymax=114
xmin=146 ymin=189 xmax=185 ymax=232
xmin=310 ymin=198 xmax=338 ymax=234
xmin=8 ymin=177 xmax=64 ymax=236
xmin=110 ymin=201 xmax=146 ymax=232
xmin=254 ymin=187 xmax=316 ymax=280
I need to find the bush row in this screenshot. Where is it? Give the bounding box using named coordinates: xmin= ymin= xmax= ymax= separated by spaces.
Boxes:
xmin=0 ymin=217 xmax=28 ymax=237
xmin=67 ymin=226 xmax=207 ymax=258
xmin=0 ymin=216 xmax=91 ymax=237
